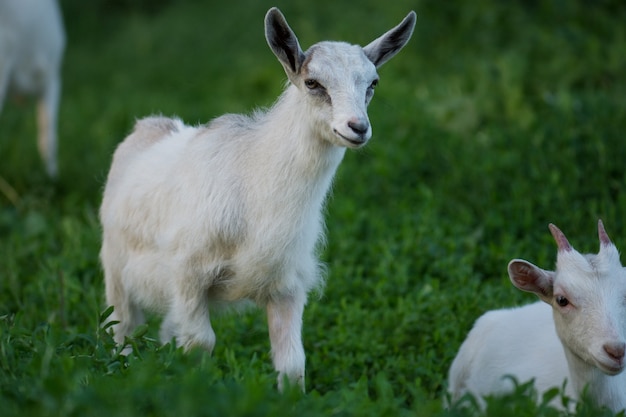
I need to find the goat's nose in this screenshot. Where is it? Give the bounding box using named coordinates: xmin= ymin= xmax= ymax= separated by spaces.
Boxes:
xmin=604 ymin=342 xmax=626 ymax=361
xmin=348 ymin=119 xmax=369 ymax=135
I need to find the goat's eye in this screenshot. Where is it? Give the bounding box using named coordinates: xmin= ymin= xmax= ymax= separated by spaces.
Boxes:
xmin=304 ymin=79 xmax=321 ymax=90
xmin=556 ymin=295 xmax=569 ymax=307
xmin=369 ymin=79 xmax=379 ymax=89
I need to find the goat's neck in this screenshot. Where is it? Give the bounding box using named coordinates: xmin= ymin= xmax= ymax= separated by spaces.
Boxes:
xmin=261 ymin=85 xmax=346 ymax=182
xmin=563 ymin=347 xmax=626 ymax=411
xmin=241 ymin=84 xmax=348 ymax=225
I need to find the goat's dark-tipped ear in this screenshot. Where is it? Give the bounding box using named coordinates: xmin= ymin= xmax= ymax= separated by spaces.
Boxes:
xmin=363 ymin=11 xmax=416 ymax=68
xmin=265 ymin=7 xmax=305 ymax=78
xmin=508 ymin=259 xmax=555 ymax=303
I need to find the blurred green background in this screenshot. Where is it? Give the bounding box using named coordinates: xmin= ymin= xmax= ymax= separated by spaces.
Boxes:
xmin=1 ymin=0 xmax=625 ymax=415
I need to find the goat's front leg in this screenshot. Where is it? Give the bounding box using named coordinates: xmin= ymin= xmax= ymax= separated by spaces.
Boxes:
xmin=266 ymin=294 xmax=306 ymax=392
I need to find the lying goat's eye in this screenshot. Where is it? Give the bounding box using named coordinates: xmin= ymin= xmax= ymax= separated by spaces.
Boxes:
xmin=370 ymin=79 xmax=379 ymax=89
xmin=304 ymin=79 xmax=321 ymax=90
xmin=556 ymin=295 xmax=569 ymax=307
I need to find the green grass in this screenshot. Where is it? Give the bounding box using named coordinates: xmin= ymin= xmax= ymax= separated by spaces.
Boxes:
xmin=1 ymin=0 xmax=626 ymax=415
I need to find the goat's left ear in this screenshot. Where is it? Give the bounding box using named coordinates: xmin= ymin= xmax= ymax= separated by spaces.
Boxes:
xmin=508 ymin=259 xmax=555 ymax=302
xmin=265 ymin=7 xmax=305 ymax=79
xmin=363 ymin=11 xmax=416 ymax=68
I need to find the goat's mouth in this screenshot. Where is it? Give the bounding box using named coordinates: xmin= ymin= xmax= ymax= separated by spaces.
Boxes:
xmin=333 ymin=129 xmax=368 ymax=148
xmin=597 ymin=358 xmax=625 ymax=375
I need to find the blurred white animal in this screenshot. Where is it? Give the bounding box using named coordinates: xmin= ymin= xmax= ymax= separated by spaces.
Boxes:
xmin=448 ymin=220 xmax=626 ymax=412
xmin=100 ymin=7 xmax=416 ymax=390
xmin=0 ymin=0 xmax=65 ymax=177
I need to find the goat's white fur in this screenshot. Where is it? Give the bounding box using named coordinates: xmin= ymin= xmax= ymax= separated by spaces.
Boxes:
xmin=448 ymin=220 xmax=626 ymax=412
xmin=100 ymin=7 xmax=416 ymax=390
xmin=0 ymin=0 xmax=65 ymax=177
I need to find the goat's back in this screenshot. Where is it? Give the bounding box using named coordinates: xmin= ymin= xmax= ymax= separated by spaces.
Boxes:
xmin=448 ymin=301 xmax=571 ymax=403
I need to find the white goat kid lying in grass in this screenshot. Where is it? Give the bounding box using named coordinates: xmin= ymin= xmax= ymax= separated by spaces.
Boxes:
xmin=0 ymin=0 xmax=65 ymax=178
xmin=100 ymin=7 xmax=416 ymax=390
xmin=448 ymin=220 xmax=626 ymax=412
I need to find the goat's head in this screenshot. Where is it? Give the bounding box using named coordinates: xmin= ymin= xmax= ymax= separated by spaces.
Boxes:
xmin=264 ymin=7 xmax=416 ymax=148
xmin=507 ymin=220 xmax=626 ymax=375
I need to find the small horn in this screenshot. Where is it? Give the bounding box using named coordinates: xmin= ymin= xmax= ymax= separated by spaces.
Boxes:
xmin=598 ymin=219 xmax=612 ymax=247
xmin=549 ymin=223 xmax=572 ymax=252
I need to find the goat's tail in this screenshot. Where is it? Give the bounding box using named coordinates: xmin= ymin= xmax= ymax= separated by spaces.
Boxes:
xmin=104 ymin=116 xmax=184 ymax=188
xmin=129 ymin=116 xmax=184 ymax=150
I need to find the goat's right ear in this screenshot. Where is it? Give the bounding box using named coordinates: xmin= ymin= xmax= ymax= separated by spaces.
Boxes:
xmin=508 ymin=259 xmax=555 ymax=302
xmin=265 ymin=7 xmax=305 ymax=79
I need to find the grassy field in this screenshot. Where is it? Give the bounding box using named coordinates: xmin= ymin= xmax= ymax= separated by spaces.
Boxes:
xmin=1 ymin=0 xmax=626 ymax=415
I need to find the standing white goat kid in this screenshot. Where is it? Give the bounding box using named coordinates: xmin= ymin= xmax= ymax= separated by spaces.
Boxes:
xmin=0 ymin=0 xmax=65 ymax=177
xmin=448 ymin=220 xmax=626 ymax=412
xmin=100 ymin=7 xmax=416 ymax=390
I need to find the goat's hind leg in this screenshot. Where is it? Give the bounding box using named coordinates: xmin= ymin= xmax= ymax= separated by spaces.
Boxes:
xmin=160 ymin=286 xmax=216 ymax=353
xmin=36 ymin=74 xmax=61 ymax=178
xmin=103 ymin=260 xmax=145 ymax=353
xmin=0 ymin=62 xmax=10 ymax=115
xmin=109 ymin=300 xmax=145 ymax=355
